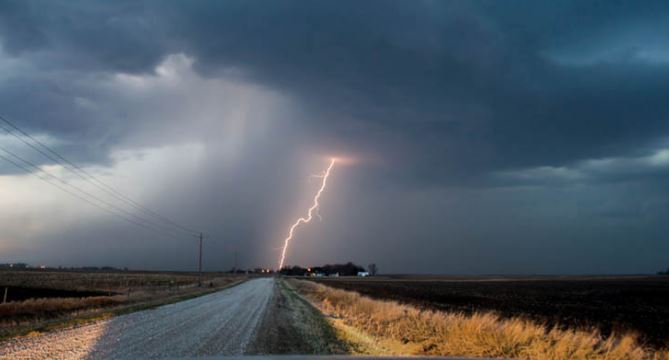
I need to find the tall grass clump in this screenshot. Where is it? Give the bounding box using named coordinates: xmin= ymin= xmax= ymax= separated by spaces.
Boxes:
xmin=292 ymin=280 xmax=669 ymax=360
xmin=0 ymin=296 xmax=125 ymax=322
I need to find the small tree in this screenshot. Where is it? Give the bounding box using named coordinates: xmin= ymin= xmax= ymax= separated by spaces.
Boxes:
xmin=368 ymin=263 xmax=378 ymax=276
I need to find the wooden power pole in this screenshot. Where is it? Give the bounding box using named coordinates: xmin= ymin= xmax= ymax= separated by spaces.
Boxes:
xmin=198 ymin=232 xmax=203 ymax=287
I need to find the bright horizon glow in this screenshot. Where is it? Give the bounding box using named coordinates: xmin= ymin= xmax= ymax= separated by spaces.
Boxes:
xmin=278 ymin=158 xmax=336 ymax=270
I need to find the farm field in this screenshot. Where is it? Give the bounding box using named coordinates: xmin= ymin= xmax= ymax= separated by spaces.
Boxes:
xmin=0 ymin=269 xmax=247 ymax=340
xmin=311 ymin=275 xmax=669 ymax=349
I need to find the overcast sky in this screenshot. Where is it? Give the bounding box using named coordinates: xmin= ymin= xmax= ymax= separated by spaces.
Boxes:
xmin=1 ymin=0 xmax=668 ymax=274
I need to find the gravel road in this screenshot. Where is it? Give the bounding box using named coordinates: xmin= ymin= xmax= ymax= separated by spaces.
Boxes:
xmin=0 ymin=277 xmax=274 ymax=360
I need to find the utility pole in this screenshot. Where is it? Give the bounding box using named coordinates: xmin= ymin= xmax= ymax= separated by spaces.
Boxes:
xmin=198 ymin=232 xmax=203 ymax=287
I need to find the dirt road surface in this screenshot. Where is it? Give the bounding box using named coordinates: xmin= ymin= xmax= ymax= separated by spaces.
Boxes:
xmin=0 ymin=277 xmax=274 ymax=359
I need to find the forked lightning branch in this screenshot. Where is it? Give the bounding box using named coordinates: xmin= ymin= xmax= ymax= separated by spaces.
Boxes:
xmin=278 ymin=158 xmax=336 ymax=269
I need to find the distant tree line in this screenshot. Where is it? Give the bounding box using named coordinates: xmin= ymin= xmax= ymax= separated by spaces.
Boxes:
xmin=226 ymin=268 xmax=274 ymax=274
xmin=64 ymin=266 xmax=128 ymax=271
xmin=1 ymin=262 xmax=379 ymax=276
xmin=659 ymin=268 xmax=669 ymax=275
xmin=0 ymin=263 xmax=29 ymax=269
xmin=0 ymin=263 xmax=129 ymax=271
xmin=279 ymin=262 xmax=369 ymax=276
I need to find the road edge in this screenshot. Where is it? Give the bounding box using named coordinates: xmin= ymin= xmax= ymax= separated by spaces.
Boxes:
xmin=247 ymin=277 xmax=350 ymax=355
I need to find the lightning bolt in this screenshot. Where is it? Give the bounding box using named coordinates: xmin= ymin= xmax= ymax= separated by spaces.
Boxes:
xmin=278 ymin=158 xmax=336 ymax=270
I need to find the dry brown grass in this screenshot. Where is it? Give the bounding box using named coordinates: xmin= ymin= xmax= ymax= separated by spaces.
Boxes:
xmin=0 ymin=270 xmax=226 ymax=293
xmin=0 ymin=296 xmax=125 ymax=320
xmin=291 ymin=279 xmax=669 ymax=360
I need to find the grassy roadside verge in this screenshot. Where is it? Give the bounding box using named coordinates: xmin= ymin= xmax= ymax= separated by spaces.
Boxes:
xmin=247 ymin=278 xmax=349 ymax=354
xmin=277 ymin=278 xmax=350 ymax=354
xmin=1 ymin=277 xmax=247 ymax=341
xmin=290 ymin=278 xmax=669 ymax=360
xmin=285 ymin=278 xmax=386 ymax=356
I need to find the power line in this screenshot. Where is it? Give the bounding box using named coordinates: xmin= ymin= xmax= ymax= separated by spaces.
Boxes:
xmin=0 ymin=114 xmax=199 ymax=235
xmin=0 ymin=149 xmax=179 ymax=238
xmin=0 ymin=144 xmax=185 ymax=236
xmin=0 ymin=117 xmax=198 ymax=235
xmin=0 ymin=146 xmax=181 ymax=238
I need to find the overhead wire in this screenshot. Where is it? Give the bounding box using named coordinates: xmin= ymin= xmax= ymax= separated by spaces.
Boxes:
xmin=0 ymin=114 xmax=200 ymax=236
xmin=0 ymin=149 xmax=180 ymax=239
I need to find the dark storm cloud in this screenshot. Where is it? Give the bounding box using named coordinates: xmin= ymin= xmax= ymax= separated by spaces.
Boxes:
xmin=0 ymin=0 xmax=166 ymax=72
xmin=154 ymin=0 xmax=669 ymax=183
xmin=2 ymin=1 xmax=669 ymax=273
xmin=2 ymin=0 xmax=669 ymax=181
